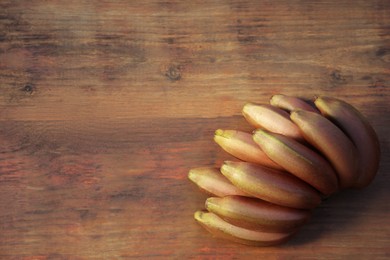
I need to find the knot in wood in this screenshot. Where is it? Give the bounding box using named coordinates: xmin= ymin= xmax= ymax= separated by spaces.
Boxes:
xmin=165 ymin=65 xmax=181 ymax=81
xmin=22 ymin=84 xmax=35 ymax=94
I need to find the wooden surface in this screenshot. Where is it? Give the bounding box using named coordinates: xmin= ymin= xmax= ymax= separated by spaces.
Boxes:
xmin=1 ymin=1 xmax=389 ymax=259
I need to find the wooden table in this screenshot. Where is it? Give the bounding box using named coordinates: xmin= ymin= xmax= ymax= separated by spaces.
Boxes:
xmin=1 ymin=1 xmax=389 ymax=259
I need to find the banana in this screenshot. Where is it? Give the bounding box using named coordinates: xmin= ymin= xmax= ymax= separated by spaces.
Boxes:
xmin=252 ymin=129 xmax=339 ymax=196
xmin=194 ymin=210 xmax=294 ymax=246
xmin=188 ymin=167 xmax=249 ymax=197
xmin=214 ymin=129 xmax=282 ymax=170
xmin=314 ymin=96 xmax=380 ymax=188
xmin=242 ymin=103 xmax=303 ymax=140
xmin=220 ymin=161 xmax=321 ymax=209
xmin=205 ymin=195 xmax=311 ymax=233
xmin=290 ymin=110 xmax=359 ymax=189
xmin=270 ymin=94 xmax=319 ymax=113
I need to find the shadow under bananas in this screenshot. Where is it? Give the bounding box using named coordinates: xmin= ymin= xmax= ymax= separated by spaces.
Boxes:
xmin=284 ymin=175 xmax=388 ymax=246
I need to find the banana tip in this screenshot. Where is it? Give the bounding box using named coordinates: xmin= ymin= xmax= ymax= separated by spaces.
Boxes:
xmin=253 ymin=128 xmax=267 ymax=135
xmin=269 ymin=94 xmax=284 ymax=105
xmin=214 ymin=129 xmax=224 ymax=136
xmin=290 ymin=109 xmax=304 ymax=119
xmin=242 ymin=102 xmax=256 ymax=115
xmin=194 ymin=210 xmax=206 ymax=222
xmin=205 ymin=197 xmax=220 ymax=210
xmin=252 ymin=129 xmax=271 ymax=144
xmin=220 ymin=161 xmax=238 ymax=178
xmin=214 ymin=129 xmax=234 ymax=139
xmin=222 ymin=160 xmax=235 ymax=167
xmin=188 ymin=169 xmax=198 ymax=182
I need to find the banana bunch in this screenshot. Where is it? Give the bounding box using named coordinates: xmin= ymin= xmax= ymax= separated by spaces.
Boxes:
xmin=188 ymin=94 xmax=380 ymax=246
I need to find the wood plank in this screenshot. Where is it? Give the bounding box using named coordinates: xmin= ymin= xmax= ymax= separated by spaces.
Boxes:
xmin=1 ymin=0 xmax=389 ymax=258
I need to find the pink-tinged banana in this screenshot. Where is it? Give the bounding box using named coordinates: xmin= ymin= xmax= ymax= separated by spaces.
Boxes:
xmin=253 ymin=129 xmax=339 ymax=196
xmin=314 ymin=96 xmax=380 ymax=188
xmin=290 ymin=110 xmax=359 ymax=189
xmin=205 ymin=195 xmax=311 ymax=233
xmin=214 ymin=129 xmax=282 ymax=170
xmin=188 ymin=167 xmax=249 ymax=197
xmin=242 ymin=103 xmax=303 ymax=140
xmin=220 ymin=161 xmax=321 ymax=209
xmin=194 ymin=210 xmax=294 ymax=246
xmin=270 ymin=94 xmax=319 ymax=113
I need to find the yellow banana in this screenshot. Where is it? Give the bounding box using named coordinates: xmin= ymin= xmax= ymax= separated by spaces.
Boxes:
xmin=188 ymin=167 xmax=249 ymax=197
xmin=253 ymin=129 xmax=339 ymax=196
xmin=314 ymin=96 xmax=380 ymax=188
xmin=270 ymin=94 xmax=319 ymax=113
xmin=205 ymin=195 xmax=311 ymax=233
xmin=242 ymin=103 xmax=303 ymax=140
xmin=290 ymin=110 xmax=359 ymax=189
xmin=214 ymin=129 xmax=282 ymax=170
xmin=220 ymin=161 xmax=321 ymax=209
xmin=194 ymin=210 xmax=294 ymax=246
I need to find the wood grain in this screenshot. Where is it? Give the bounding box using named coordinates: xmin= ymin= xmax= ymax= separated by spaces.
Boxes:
xmin=1 ymin=0 xmax=389 ymax=259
